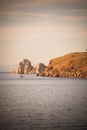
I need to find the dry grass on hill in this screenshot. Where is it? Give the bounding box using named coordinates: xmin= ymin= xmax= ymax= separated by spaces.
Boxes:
xmin=39 ymin=52 xmax=87 ymax=78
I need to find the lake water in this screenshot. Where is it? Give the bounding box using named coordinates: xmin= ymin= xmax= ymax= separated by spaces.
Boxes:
xmin=0 ymin=73 xmax=87 ymax=130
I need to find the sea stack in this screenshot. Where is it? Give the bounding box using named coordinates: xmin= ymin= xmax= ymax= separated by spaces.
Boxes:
xmin=13 ymin=59 xmax=33 ymax=74
xmin=31 ymin=63 xmax=46 ymax=74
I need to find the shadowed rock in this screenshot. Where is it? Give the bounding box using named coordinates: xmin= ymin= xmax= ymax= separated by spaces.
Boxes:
xmin=31 ymin=63 xmax=46 ymax=74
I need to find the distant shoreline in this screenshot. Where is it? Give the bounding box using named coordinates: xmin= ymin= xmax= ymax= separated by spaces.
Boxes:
xmin=0 ymin=72 xmax=12 ymax=74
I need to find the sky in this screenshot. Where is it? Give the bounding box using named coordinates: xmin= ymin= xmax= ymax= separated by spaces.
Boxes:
xmin=0 ymin=0 xmax=87 ymax=67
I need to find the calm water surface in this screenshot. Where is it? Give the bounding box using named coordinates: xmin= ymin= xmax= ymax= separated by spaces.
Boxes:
xmin=0 ymin=73 xmax=87 ymax=130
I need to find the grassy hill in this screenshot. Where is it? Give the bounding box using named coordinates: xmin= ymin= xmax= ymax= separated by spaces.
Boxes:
xmin=38 ymin=52 xmax=87 ymax=78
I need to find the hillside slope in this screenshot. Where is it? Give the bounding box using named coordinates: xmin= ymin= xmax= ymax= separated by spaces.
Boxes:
xmin=38 ymin=52 xmax=87 ymax=78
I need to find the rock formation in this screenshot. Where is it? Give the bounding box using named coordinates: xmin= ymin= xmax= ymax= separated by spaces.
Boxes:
xmin=13 ymin=60 xmax=46 ymax=75
xmin=38 ymin=52 xmax=87 ymax=78
xmin=31 ymin=63 xmax=46 ymax=74
xmin=13 ymin=59 xmax=33 ymax=74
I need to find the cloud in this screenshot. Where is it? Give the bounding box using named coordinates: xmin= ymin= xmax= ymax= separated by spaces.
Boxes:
xmin=0 ymin=0 xmax=87 ymax=40
xmin=0 ymin=0 xmax=87 ymax=17
xmin=0 ymin=8 xmax=87 ymax=26
xmin=0 ymin=0 xmax=87 ymax=11
xmin=0 ymin=0 xmax=87 ymax=18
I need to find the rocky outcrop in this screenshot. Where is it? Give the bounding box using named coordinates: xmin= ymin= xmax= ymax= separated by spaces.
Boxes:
xmin=13 ymin=59 xmax=33 ymax=74
xmin=13 ymin=60 xmax=46 ymax=74
xmin=31 ymin=63 xmax=46 ymax=74
xmin=38 ymin=52 xmax=87 ymax=78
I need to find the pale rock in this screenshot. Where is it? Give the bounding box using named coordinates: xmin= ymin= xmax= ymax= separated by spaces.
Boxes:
xmin=31 ymin=63 xmax=46 ymax=74
xmin=13 ymin=59 xmax=33 ymax=74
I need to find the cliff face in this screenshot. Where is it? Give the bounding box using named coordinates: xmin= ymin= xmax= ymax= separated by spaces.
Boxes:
xmin=13 ymin=59 xmax=33 ymax=74
xmin=38 ymin=52 xmax=87 ymax=78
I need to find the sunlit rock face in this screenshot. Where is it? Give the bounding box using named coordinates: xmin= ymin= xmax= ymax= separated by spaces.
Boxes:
xmin=13 ymin=67 xmax=19 ymax=74
xmin=23 ymin=59 xmax=33 ymax=74
xmin=38 ymin=52 xmax=87 ymax=78
xmin=13 ymin=59 xmax=33 ymax=74
xmin=31 ymin=63 xmax=46 ymax=74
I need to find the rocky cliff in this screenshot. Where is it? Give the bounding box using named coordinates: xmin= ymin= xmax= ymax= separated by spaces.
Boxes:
xmin=13 ymin=59 xmax=33 ymax=74
xmin=38 ymin=52 xmax=87 ymax=78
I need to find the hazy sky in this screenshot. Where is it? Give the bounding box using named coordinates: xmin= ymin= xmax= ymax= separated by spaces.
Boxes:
xmin=0 ymin=0 xmax=87 ymax=66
